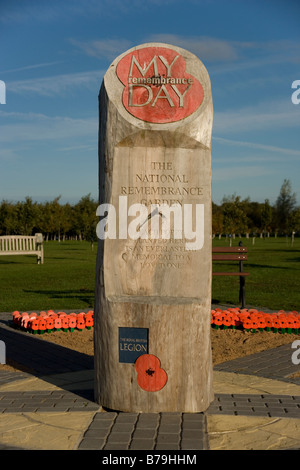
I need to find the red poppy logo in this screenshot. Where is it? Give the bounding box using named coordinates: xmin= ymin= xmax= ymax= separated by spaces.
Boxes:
xmin=116 ymin=46 xmax=204 ymax=123
xmin=135 ymin=354 xmax=167 ymax=392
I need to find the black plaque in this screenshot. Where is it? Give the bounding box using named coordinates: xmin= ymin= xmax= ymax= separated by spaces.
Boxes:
xmin=119 ymin=327 xmax=149 ymax=364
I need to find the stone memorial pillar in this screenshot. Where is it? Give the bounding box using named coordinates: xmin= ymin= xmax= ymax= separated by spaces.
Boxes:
xmin=94 ymin=43 xmax=214 ymax=412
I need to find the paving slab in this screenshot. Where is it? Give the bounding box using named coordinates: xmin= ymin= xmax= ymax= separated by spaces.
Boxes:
xmin=207 ymin=415 xmax=300 ymax=450
xmin=0 ymin=411 xmax=95 ymax=450
xmin=1 ymin=312 xmax=300 ymax=450
xmin=213 ymin=370 xmax=300 ymax=395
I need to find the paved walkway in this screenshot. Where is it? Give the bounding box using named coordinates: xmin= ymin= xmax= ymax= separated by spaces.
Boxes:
xmin=1 ymin=311 xmax=300 ymax=451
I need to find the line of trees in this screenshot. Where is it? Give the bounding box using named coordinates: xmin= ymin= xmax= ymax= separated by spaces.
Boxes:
xmin=213 ymin=179 xmax=299 ymax=240
xmin=0 ymin=194 xmax=98 ymax=243
xmin=0 ymin=180 xmax=299 ymax=241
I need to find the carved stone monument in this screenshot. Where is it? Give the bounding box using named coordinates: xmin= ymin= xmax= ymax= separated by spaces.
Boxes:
xmin=94 ymin=43 xmax=214 ymax=412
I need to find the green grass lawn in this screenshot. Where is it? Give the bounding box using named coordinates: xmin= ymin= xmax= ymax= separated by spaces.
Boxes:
xmin=212 ymin=236 xmax=300 ymax=311
xmin=0 ymin=241 xmax=97 ymax=312
xmin=0 ymin=237 xmax=299 ymax=312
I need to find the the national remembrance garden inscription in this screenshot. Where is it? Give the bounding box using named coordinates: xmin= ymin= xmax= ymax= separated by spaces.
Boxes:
xmin=107 ymin=149 xmax=207 ymax=298
xmin=94 ymin=43 xmax=214 ymax=412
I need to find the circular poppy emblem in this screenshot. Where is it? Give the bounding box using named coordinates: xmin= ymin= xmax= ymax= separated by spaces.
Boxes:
xmin=135 ymin=354 xmax=167 ymax=392
xmin=116 ymin=46 xmax=204 ymax=124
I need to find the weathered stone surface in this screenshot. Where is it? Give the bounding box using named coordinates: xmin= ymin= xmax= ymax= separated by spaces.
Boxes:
xmin=94 ymin=43 xmax=214 ymax=412
xmin=0 ymin=412 xmax=95 ymax=450
xmin=207 ymin=415 xmax=300 ymax=450
xmin=213 ymin=371 xmax=300 ymax=396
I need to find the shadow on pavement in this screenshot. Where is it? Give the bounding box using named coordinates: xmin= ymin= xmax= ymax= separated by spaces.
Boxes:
xmin=0 ymin=321 xmax=95 ymax=401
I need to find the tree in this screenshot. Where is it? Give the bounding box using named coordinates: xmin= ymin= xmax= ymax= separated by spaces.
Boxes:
xmin=241 ymin=199 xmax=259 ymax=236
xmin=275 ymin=179 xmax=297 ymax=234
xmin=0 ymin=200 xmax=18 ymax=234
xmin=212 ymin=202 xmax=223 ymax=238
xmin=261 ymin=199 xmax=273 ymax=237
xmin=73 ymin=194 xmax=98 ymax=247
xmin=221 ymin=194 xmax=248 ymax=244
xmin=15 ymin=197 xmax=39 ymax=235
xmin=38 ymin=197 xmax=62 ymax=241
xmin=60 ymin=203 xmax=74 ymax=241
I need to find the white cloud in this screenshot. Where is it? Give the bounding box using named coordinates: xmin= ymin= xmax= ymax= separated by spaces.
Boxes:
xmin=147 ymin=35 xmax=299 ymax=63
xmin=0 ymin=2 xmax=61 ymax=23
xmin=71 ymin=34 xmax=293 ymax=64
xmin=210 ymin=53 xmax=300 ymax=75
xmin=213 ymin=136 xmax=300 ymax=156
xmin=147 ymin=34 xmax=240 ymax=62
xmin=0 ymin=61 xmax=63 ymax=75
xmin=213 ymin=98 xmax=300 ymax=133
xmin=69 ymin=38 xmax=133 ymax=60
xmin=0 ymin=0 xmax=109 ymax=24
xmin=7 ymin=70 xmax=104 ymax=96
xmin=58 ymin=143 xmax=96 ymax=152
xmin=213 ymin=165 xmax=272 ymax=182
xmin=0 ymin=0 xmax=157 ymax=24
xmin=0 ymin=111 xmax=97 ymax=143
xmin=0 ymin=147 xmax=18 ymax=161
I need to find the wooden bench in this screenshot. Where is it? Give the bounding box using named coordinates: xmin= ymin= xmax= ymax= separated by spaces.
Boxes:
xmin=212 ymin=242 xmax=249 ymax=308
xmin=0 ymin=233 xmax=44 ymax=264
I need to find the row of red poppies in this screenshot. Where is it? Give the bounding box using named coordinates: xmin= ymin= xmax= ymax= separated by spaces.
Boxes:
xmin=12 ymin=310 xmax=94 ymax=333
xmin=12 ymin=307 xmax=300 ymax=335
xmin=211 ymin=308 xmax=300 ymax=333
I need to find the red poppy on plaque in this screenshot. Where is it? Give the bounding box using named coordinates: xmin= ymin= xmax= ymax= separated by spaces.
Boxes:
xmin=116 ymin=46 xmax=204 ymax=124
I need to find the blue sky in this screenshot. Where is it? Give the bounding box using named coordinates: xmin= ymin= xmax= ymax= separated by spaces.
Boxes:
xmin=1 ymin=0 xmax=299 ymax=206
